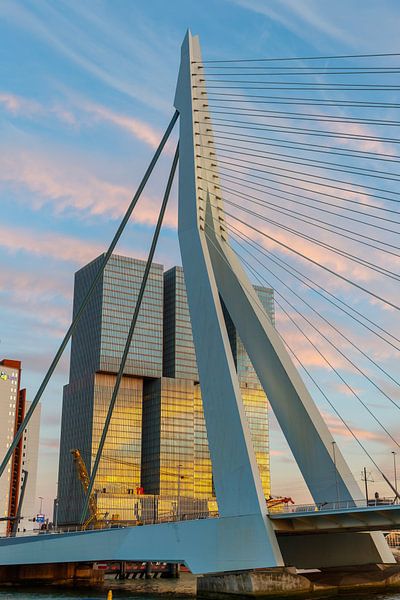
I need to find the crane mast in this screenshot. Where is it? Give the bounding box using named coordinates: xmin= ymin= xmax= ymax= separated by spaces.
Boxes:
xmin=70 ymin=449 xmax=99 ymax=529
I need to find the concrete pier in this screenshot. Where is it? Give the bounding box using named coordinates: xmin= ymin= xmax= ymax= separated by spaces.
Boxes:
xmin=198 ymin=564 xmax=400 ymax=599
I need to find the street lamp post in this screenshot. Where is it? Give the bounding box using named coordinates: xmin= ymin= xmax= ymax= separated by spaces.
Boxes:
xmin=38 ymin=496 xmax=44 ymax=514
xmin=332 ymin=441 xmax=340 ymax=507
xmin=392 ymin=451 xmax=398 ymax=503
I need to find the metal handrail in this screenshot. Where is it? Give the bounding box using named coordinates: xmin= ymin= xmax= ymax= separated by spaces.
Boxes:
xmin=270 ymin=497 xmax=398 ymax=514
xmin=3 ymin=498 xmax=398 ymax=538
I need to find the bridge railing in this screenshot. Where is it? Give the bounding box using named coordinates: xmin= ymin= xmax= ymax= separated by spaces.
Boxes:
xmin=3 ymin=498 xmax=398 ymax=538
xmin=270 ymin=497 xmax=397 ymax=514
xmin=1 ymin=508 xmax=220 ymax=539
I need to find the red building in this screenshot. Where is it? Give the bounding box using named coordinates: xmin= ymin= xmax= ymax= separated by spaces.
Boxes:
xmin=0 ymin=359 xmax=25 ymax=534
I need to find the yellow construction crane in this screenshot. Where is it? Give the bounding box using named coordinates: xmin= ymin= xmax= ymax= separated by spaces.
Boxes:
xmin=70 ymin=449 xmax=101 ymax=530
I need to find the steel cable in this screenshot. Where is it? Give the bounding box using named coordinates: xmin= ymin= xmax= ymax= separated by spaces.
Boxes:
xmin=204 ymin=225 xmax=400 ymax=498
xmin=223 ymin=220 xmax=400 ymax=353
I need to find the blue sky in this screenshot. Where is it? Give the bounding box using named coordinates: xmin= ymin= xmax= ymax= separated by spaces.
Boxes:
xmin=1 ymin=0 xmax=400 ymax=516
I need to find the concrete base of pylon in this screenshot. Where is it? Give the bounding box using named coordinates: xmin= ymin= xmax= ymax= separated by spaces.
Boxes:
xmin=197 ymin=564 xmax=400 ymax=599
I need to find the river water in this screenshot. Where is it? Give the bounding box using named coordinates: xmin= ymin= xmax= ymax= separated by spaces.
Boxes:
xmin=0 ymin=593 xmax=194 ymax=600
xmin=1 ymin=592 xmax=400 ymax=600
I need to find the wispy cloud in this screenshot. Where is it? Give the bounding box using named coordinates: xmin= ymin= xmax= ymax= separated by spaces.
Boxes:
xmin=0 ymin=0 xmax=174 ymax=112
xmin=230 ymin=0 xmax=400 ymax=51
xmin=0 ymin=223 xmax=103 ymax=263
xmin=0 ymin=141 xmax=178 ymax=226
xmin=0 ymin=267 xmax=69 ymax=303
xmin=230 ymin=0 xmax=353 ymax=46
xmin=79 ymin=101 xmax=165 ymax=149
xmin=0 ymin=91 xmax=167 ymax=148
xmin=322 ymin=411 xmax=388 ymax=444
xmin=0 ymin=92 xmax=41 ymax=116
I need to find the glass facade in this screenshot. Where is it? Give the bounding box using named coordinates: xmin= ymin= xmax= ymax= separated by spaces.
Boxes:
xmin=192 ymin=383 xmax=270 ymax=500
xmin=91 ymin=374 xmax=142 ymax=493
xmin=100 ymin=256 xmax=163 ymax=378
xmin=58 ymin=254 xmax=163 ymax=525
xmin=193 ymin=382 xmax=213 ymax=498
xmin=163 ymin=267 xmax=198 ymax=380
xmin=142 ymin=378 xmax=195 ymax=498
xmin=163 ymin=267 xmax=274 ymax=500
xmin=222 ymin=286 xmax=275 ymax=386
xmin=58 ymin=253 xmax=274 ymax=525
xmin=58 ymin=376 xmax=95 ymax=524
xmin=69 ymin=254 xmax=163 ymax=381
xmin=241 ymin=386 xmax=270 ymax=496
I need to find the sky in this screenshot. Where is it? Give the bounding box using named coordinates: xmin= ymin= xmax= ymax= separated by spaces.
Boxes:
xmin=1 ymin=0 xmax=400 ymax=518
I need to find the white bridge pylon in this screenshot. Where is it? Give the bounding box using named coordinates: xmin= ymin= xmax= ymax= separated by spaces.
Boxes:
xmin=174 ymin=30 xmax=393 ymax=567
xmin=0 ymin=31 xmax=396 ymax=575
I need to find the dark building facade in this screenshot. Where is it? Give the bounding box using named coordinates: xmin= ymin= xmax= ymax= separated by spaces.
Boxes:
xmin=58 ymin=254 xmax=163 ymax=524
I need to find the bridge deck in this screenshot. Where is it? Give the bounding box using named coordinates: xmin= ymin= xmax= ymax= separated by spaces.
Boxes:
xmin=270 ymin=504 xmax=400 ymax=534
xmin=0 ymin=505 xmax=399 ymax=572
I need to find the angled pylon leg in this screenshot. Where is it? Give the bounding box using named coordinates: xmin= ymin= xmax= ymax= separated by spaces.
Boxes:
xmin=174 ymin=29 xmax=393 ymax=566
xmin=174 ymin=30 xmax=283 ymax=567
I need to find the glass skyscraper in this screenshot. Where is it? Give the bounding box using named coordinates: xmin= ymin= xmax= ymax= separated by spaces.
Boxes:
xmin=163 ymin=267 xmax=199 ymax=380
xmin=58 ymin=256 xmax=274 ymax=524
xmin=145 ymin=266 xmax=274 ymax=502
xmin=69 ymin=253 xmax=163 ymax=380
xmin=58 ymin=254 xmax=163 ymax=524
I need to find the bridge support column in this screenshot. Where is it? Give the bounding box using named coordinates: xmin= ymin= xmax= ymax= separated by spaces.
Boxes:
xmin=198 ymin=569 xmax=313 ymax=599
xmin=198 ymin=564 xmax=400 ymax=599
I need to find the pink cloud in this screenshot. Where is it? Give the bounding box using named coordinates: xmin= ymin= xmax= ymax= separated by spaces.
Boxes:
xmin=225 ymin=195 xmax=400 ymax=304
xmin=0 ymin=91 xmax=167 ymax=150
xmin=0 ymin=223 xmax=103 ymax=263
xmin=83 ymin=102 xmax=163 ymax=149
xmin=0 ymin=267 xmax=70 ymax=302
xmin=18 ymin=349 xmax=70 ymax=378
xmin=0 ymin=144 xmax=178 ymax=227
xmin=0 ymin=92 xmax=41 ymax=115
xmin=322 ymin=411 xmax=388 ymax=444
xmin=0 ymin=91 xmax=76 ymax=125
xmin=326 ymin=119 xmax=398 ymax=157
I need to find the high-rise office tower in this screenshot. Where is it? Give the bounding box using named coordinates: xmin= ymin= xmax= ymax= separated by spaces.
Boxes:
xmin=58 ymin=254 xmax=164 ymax=524
xmin=141 ymin=266 xmax=274 ymax=500
xmin=58 ymin=255 xmax=274 ymax=524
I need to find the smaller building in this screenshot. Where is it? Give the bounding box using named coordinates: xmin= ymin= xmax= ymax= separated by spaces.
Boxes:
xmin=0 ymin=359 xmax=40 ymax=534
xmin=0 ymin=359 xmax=23 ymax=535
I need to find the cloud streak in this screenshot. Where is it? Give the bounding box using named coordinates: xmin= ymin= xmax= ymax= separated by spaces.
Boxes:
xmin=0 ymin=141 xmax=178 ymax=226
xmin=81 ymin=102 xmax=163 ymax=149
xmin=0 ymin=223 xmax=103 ymax=264
xmin=322 ymin=411 xmax=389 ymax=444
xmin=0 ymin=1 xmax=173 ymax=112
xmin=0 ymin=90 xmax=167 ymax=149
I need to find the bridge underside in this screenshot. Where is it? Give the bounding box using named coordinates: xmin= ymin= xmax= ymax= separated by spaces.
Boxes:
xmin=2 ymin=505 xmax=400 ymax=574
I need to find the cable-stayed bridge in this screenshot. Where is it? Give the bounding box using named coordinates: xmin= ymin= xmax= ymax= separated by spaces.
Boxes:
xmin=1 ymin=31 xmax=400 ymax=577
